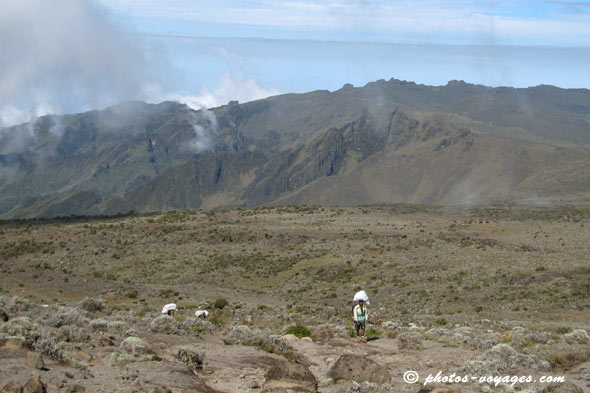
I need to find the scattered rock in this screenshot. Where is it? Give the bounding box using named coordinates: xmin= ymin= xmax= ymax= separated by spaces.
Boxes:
xmin=280 ymin=334 xmax=298 ymax=341
xmin=1 ymin=381 xmax=23 ymax=393
xmin=64 ymin=372 xmax=74 ymax=379
xmin=23 ymin=375 xmax=45 ymax=393
xmin=398 ymin=331 xmax=423 ymax=350
xmin=327 ymin=354 xmax=391 ymax=384
xmin=25 ymin=352 xmax=44 ymax=370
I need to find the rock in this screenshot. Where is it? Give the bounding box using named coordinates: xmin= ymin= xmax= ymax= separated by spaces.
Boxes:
xmin=23 ymin=375 xmax=45 ymax=393
xmin=280 ymin=334 xmax=298 ymax=341
xmin=301 ymin=337 xmax=313 ymax=342
xmin=177 ymin=346 xmax=205 ymax=370
xmin=264 ymin=360 xmax=318 ymax=393
xmin=0 ymin=308 xmax=8 ymax=322
xmin=327 ymin=354 xmax=391 ymax=384
xmin=1 ymin=381 xmax=23 ymax=393
xmin=98 ymin=336 xmax=115 ymax=346
xmin=64 ymin=372 xmax=74 ymax=379
xmin=398 ymin=331 xmax=423 ymax=350
xmin=120 ymin=337 xmax=152 ymax=356
xmin=3 ymin=337 xmax=26 ymax=350
xmin=150 ymin=388 xmax=171 ymax=393
xmin=26 ymin=352 xmax=44 ymax=370
xmin=65 ymin=385 xmax=86 ymax=393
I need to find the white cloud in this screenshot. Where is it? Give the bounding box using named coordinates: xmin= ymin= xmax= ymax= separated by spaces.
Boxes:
xmin=0 ymin=0 xmax=160 ymax=126
xmin=146 ymin=72 xmax=279 ymax=109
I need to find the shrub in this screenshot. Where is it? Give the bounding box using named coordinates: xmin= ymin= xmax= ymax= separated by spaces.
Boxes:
xmin=434 ymin=318 xmax=447 ymax=326
xmin=120 ymin=337 xmax=152 ymax=355
xmin=214 ymin=298 xmax=229 ymax=310
xmin=286 ymin=325 xmax=312 ymax=338
xmin=0 ymin=317 xmax=40 ymax=344
xmin=41 ymin=306 xmax=88 ymax=328
xmin=79 ymin=298 xmax=105 ymax=313
xmin=149 ymin=315 xmax=178 ymax=334
xmin=33 ymin=334 xmax=64 ymax=360
xmin=398 ymin=332 xmax=423 ymax=350
xmin=89 ymin=318 xmax=108 ymax=332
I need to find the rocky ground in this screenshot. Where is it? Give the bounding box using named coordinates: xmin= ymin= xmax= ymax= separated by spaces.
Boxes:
xmin=1 ymin=205 xmax=589 ymax=392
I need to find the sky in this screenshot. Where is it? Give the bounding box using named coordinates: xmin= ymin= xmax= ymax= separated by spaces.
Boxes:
xmin=1 ymin=0 xmax=589 ymax=126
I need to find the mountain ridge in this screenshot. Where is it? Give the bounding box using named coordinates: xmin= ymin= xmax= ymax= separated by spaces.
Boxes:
xmin=2 ymin=78 xmax=590 ymax=218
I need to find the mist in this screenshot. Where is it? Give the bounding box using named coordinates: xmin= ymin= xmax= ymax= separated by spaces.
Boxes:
xmin=0 ymin=0 xmax=159 ymax=128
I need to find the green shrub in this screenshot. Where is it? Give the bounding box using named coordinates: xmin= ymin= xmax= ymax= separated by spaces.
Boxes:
xmin=214 ymin=298 xmax=229 ymax=309
xmin=434 ymin=318 xmax=447 ymax=326
xmin=286 ymin=325 xmax=311 ymax=338
xmin=366 ymin=327 xmax=381 ymax=338
xmin=127 ymin=290 xmax=138 ymax=299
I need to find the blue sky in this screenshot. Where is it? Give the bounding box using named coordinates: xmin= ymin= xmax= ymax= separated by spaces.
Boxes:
xmin=1 ymin=0 xmax=589 ymax=126
xmin=98 ymin=0 xmax=590 ymax=107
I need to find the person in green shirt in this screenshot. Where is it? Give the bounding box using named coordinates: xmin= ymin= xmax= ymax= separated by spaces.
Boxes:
xmin=352 ymin=299 xmax=368 ymax=343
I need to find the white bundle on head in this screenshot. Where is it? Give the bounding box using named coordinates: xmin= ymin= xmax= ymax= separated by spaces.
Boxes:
xmin=353 ymin=290 xmax=369 ymax=304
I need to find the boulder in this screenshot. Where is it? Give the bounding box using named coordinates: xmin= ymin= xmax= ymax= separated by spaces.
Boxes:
xmin=263 ymin=359 xmax=317 ymax=393
xmin=65 ymin=385 xmax=86 ymax=393
xmin=177 ymin=346 xmax=205 ymax=370
xmin=1 ymin=381 xmax=23 ymax=393
xmin=23 ymin=375 xmax=45 ymax=393
xmin=327 ymin=354 xmax=390 ymax=384
xmin=25 ymin=352 xmax=44 ymax=370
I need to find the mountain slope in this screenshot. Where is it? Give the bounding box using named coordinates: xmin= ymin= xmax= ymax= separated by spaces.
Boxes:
xmin=2 ymin=78 xmax=590 ymax=218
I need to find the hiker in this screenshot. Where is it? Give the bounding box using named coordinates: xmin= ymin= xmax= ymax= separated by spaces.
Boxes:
xmin=352 ymin=299 xmax=369 ymax=343
xmin=162 ymin=303 xmax=177 ymax=316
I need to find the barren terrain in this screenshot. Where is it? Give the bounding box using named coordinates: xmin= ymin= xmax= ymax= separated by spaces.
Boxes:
xmin=1 ymin=204 xmax=589 ymax=393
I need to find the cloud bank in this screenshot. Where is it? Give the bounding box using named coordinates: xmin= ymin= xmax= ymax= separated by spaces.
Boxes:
xmin=0 ymin=0 xmax=157 ymax=127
